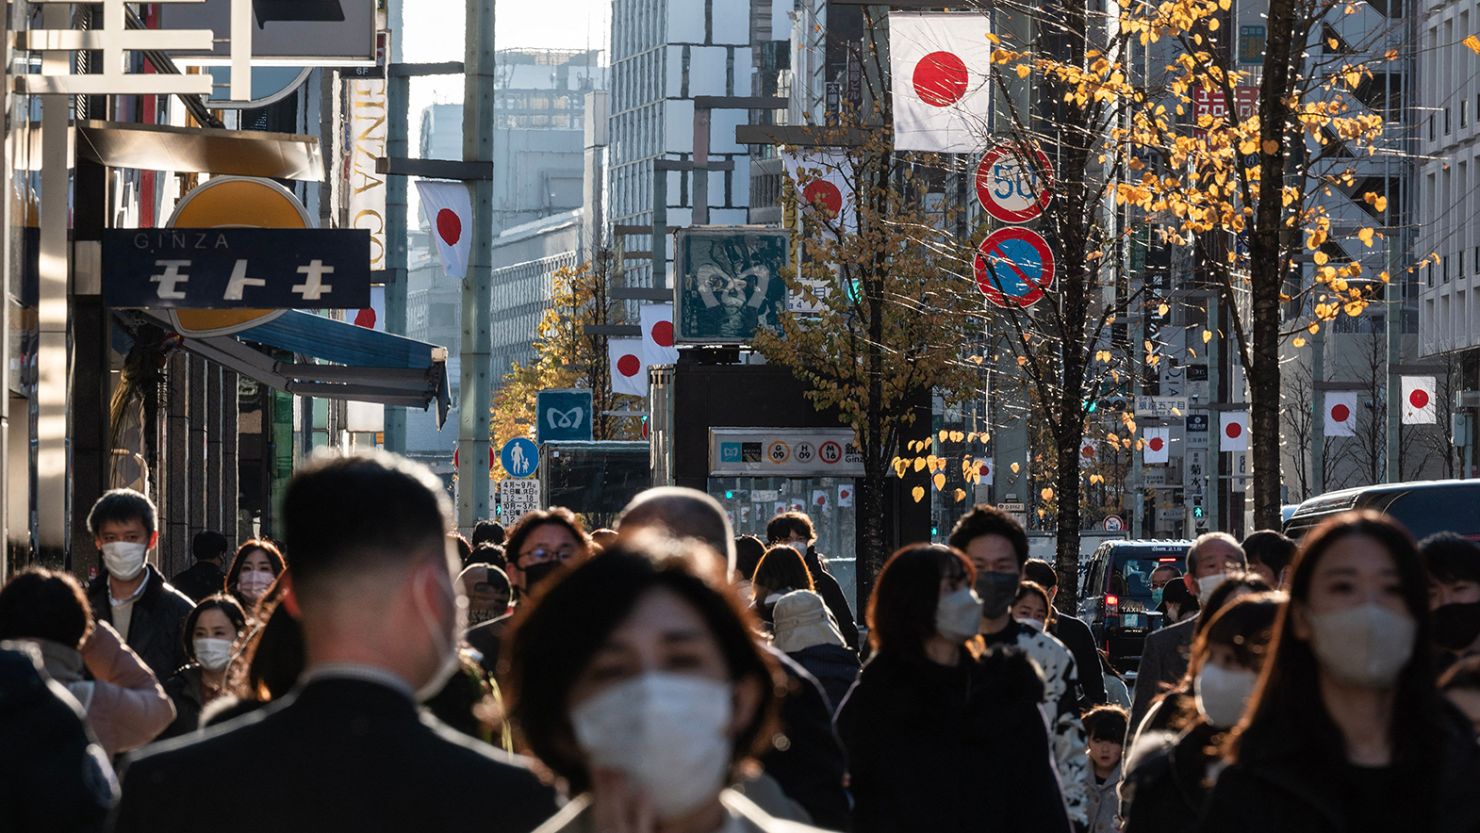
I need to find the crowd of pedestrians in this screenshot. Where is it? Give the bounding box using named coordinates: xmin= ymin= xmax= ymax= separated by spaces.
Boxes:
xmin=2 ymin=448 xmax=1479 ymax=832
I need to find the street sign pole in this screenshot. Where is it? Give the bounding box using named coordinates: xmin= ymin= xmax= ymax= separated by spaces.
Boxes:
xmin=456 ymin=0 xmax=495 ymax=534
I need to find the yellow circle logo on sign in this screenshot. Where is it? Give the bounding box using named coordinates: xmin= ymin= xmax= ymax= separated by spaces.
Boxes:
xmin=166 ymin=177 xmax=313 ymax=338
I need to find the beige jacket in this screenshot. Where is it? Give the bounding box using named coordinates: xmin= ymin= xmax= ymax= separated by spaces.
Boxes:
xmin=34 ymin=620 xmax=175 ymax=756
xmin=533 ymin=789 xmax=827 ymax=833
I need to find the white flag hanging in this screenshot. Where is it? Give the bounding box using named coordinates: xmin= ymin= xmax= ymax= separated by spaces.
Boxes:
xmin=888 ymin=12 xmax=993 ymax=153
xmin=609 ymin=338 xmax=649 ymax=397
xmin=639 ymin=304 xmax=679 ymax=366
xmin=1143 ymin=427 xmax=1171 ymax=464
xmin=1401 ymin=376 xmax=1437 ymax=424
xmin=1324 ymin=391 xmax=1357 ymax=437
xmin=1078 ymin=438 xmax=1098 ymax=469
xmin=782 ymin=150 xmax=856 ymax=233
xmin=1220 ymin=411 xmax=1250 ymax=452
xmin=415 ymin=180 xmax=473 ymax=279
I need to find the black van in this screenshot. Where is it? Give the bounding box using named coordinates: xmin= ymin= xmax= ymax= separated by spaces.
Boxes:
xmin=1077 ymin=540 xmax=1190 ymax=674
xmin=1283 ymin=480 xmax=1480 ymax=541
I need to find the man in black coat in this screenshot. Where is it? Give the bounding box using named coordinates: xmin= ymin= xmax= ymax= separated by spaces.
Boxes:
xmin=113 ymin=452 xmax=557 ymax=833
xmin=1024 ymin=558 xmax=1107 ymax=706
xmin=169 ymin=530 xmax=228 ymax=602
xmin=767 ymin=512 xmax=860 ymax=652
xmin=84 ymin=489 xmax=194 ymax=681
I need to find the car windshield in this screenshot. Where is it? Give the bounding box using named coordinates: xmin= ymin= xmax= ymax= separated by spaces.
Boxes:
xmin=1110 ymin=552 xmax=1184 ymax=602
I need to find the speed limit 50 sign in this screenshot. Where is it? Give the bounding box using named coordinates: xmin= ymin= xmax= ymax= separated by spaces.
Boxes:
xmin=975 ymin=143 xmax=1054 ymax=224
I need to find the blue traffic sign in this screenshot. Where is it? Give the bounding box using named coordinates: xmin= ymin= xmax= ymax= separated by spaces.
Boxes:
xmin=500 ymin=437 xmax=539 ymax=479
xmin=537 ymin=389 xmax=593 ymax=444
xmin=973 ymin=227 xmax=1056 ymax=309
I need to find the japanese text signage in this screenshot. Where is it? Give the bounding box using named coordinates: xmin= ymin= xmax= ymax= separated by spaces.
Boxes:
xmin=103 ymin=229 xmax=371 ymax=309
xmin=497 ymin=479 xmax=541 ymax=526
xmin=710 ymin=428 xmax=864 ymax=477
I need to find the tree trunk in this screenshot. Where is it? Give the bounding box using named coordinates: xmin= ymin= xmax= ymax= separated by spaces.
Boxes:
xmin=855 ymin=458 xmax=888 ymax=629
xmin=1055 ymin=426 xmax=1084 ymax=613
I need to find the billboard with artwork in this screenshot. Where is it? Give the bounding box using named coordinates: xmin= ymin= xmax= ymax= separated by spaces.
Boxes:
xmin=675 ymin=227 xmax=790 ymax=344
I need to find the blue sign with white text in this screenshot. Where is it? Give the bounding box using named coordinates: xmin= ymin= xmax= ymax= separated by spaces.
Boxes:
xmin=537 ymin=389 xmax=593 ymax=444
xmin=500 ymin=437 xmax=539 ymax=479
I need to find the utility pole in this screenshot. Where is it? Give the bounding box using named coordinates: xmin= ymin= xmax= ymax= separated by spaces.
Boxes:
xmin=456 ymin=0 xmax=495 ymax=531
xmin=1310 ymin=327 xmax=1325 ymax=495
xmin=385 ymin=70 xmax=409 ymax=454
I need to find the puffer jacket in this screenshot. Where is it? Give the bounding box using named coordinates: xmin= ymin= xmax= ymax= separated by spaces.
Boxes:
xmin=786 ymin=643 xmax=859 ymax=713
xmin=30 ymin=621 xmax=174 ymax=756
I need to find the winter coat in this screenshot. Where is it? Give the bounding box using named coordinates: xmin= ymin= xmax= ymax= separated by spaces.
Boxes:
xmin=532 ymin=789 xmax=826 ymax=833
xmin=1196 ymin=712 xmax=1480 ymax=833
xmin=836 ymin=647 xmax=1072 ymax=833
xmin=161 ymin=666 xmax=210 ymax=739
xmin=86 ymin=565 xmax=194 ymax=682
xmin=786 ymin=643 xmax=860 ymax=713
xmin=30 ymin=621 xmax=174 ymax=757
xmin=1089 ymin=765 xmax=1122 ymax=833
xmin=760 ymin=645 xmax=852 ymax=832
xmin=1129 ymin=616 xmax=1196 ymax=739
xmin=1121 ymin=721 xmax=1222 ymax=833
xmin=802 ymin=548 xmax=859 ymax=652
xmin=1052 ymin=612 xmax=1108 ymax=706
xmin=168 ymin=561 xmax=226 ymax=603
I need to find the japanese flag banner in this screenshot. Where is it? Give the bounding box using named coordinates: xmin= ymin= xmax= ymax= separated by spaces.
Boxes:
xmin=415 ymin=180 xmax=472 ymax=279
xmin=782 ymin=150 xmax=856 ymax=232
xmin=639 ymin=303 xmax=678 ymax=365
xmin=1078 ymin=438 xmax=1097 ymax=469
xmin=1220 ymin=411 xmax=1250 ymax=452
xmin=1324 ymin=391 xmax=1357 ymax=437
xmin=1401 ymin=376 xmax=1437 ymax=424
xmin=888 ymin=12 xmax=992 ymax=153
xmin=608 ymin=338 xmax=648 ymax=398
xmin=1143 ymin=427 xmax=1170 ymax=465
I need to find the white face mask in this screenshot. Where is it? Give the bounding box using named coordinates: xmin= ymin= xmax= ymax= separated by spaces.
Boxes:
xmin=236 ymin=570 xmax=274 ymax=600
xmin=101 ymin=541 xmax=148 ymax=582
xmin=1305 ymin=603 xmax=1416 ymax=689
xmin=935 ymin=587 xmax=984 ymax=643
xmin=1194 ymin=663 xmax=1259 ymax=728
xmin=1196 ymin=573 xmax=1226 ymax=606
xmin=193 ymin=637 xmax=234 ymax=672
xmin=571 ymin=672 xmax=733 ymax=820
xmin=1016 ymin=617 xmax=1046 ymax=633
xmin=412 ymin=564 xmax=464 ymax=702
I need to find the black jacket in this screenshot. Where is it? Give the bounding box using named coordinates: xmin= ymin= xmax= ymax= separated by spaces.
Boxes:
xmin=1129 ymin=615 xmax=1196 ymax=739
xmin=804 ymin=549 xmax=860 ymax=652
xmin=762 ymin=645 xmax=853 ymax=832
xmin=86 ymin=566 xmax=194 ymax=682
xmin=464 ymin=614 xmax=511 ymax=677
xmin=1196 ymin=714 xmax=1480 ymax=833
xmin=159 ymin=666 xmax=205 ymax=740
xmin=168 ymin=562 xmax=225 ymax=603
xmin=1052 ymin=612 xmax=1107 ymax=706
xmin=786 ymin=643 xmax=861 ymax=714
xmin=836 ymin=648 xmax=1072 ymax=833
xmin=113 ymin=677 xmax=558 ymax=833
xmin=1121 ymin=720 xmax=1222 ymax=833
xmin=0 ymin=644 xmax=116 ymax=833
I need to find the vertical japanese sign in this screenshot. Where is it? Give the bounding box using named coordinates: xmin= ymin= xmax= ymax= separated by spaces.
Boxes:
xmin=346 ymin=78 xmax=388 ymax=271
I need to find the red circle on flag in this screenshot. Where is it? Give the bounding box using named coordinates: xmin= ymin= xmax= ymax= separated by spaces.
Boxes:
xmin=651 ymin=321 xmax=675 ymax=348
xmin=353 ymin=307 xmax=377 ymax=329
xmin=1225 ymin=421 xmax=1243 ymax=439
xmin=1149 ymin=436 xmax=1165 ymax=452
xmin=436 ymin=208 xmax=462 ymax=245
xmin=617 ymin=354 xmax=642 ymax=377
xmin=912 ymin=51 xmax=970 ymax=107
xmin=1081 ymin=445 xmax=1095 ymax=459
xmin=1330 ymin=403 xmax=1351 ymax=423
xmin=1409 ymin=389 xmax=1430 ymax=409
xmin=802 ymin=180 xmax=843 ymax=216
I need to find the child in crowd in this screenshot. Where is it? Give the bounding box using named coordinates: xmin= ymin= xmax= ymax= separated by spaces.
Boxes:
xmin=1083 ymin=704 xmax=1128 ymax=833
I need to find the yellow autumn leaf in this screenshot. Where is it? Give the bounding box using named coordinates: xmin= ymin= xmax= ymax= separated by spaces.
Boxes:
xmin=1016 ymin=64 xmax=1031 ymax=79
xmin=950 ymin=430 xmax=965 ymax=443
xmin=954 ymin=488 xmax=967 ymax=503
xmin=938 ymin=429 xmax=950 ymax=443
xmin=1373 ymin=195 xmax=1388 ymax=212
xmin=933 ymin=473 xmax=947 ymax=491
xmin=1040 ymin=487 xmax=1055 ymax=501
xmin=1313 ymin=251 xmax=1329 ymax=265
xmin=913 ymin=457 xmax=927 ymax=473
xmin=1308 ymin=322 xmax=1321 ymax=335
xmin=893 ymin=458 xmax=909 ymax=478
xmin=1203 ymin=330 xmax=1213 ymax=344
xmin=911 ymin=486 xmax=925 ymax=503
xmin=1292 ymin=336 xmax=1307 ymax=348
xmin=1157 ymin=303 xmax=1170 ymax=316
xmin=1466 ymin=34 xmax=1480 ymax=54
xmin=1263 ymin=139 xmax=1280 ymax=155
xmin=1357 ymin=227 xmax=1375 ymax=247
xmin=1010 ymin=462 xmax=1022 ymax=474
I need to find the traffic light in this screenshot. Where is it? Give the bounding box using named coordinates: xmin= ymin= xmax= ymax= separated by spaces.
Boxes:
xmin=724 ymin=490 xmax=735 ymax=500
xmin=1192 ymin=497 xmax=1204 ymax=520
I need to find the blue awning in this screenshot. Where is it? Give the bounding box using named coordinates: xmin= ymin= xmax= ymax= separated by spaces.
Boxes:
xmin=145 ymin=310 xmax=451 ymax=426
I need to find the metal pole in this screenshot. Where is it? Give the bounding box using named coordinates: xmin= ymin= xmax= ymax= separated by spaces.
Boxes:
xmin=37 ymin=2 xmax=71 ymax=560
xmin=651 ymin=166 xmax=667 ymax=287
xmin=1205 ymin=290 xmax=1222 ymax=531
xmin=1311 ymin=327 xmax=1325 ymax=495
xmin=692 ymin=105 xmax=710 ymax=225
xmin=384 ymin=71 xmax=409 ymax=454
xmin=456 ymin=0 xmax=495 ymax=532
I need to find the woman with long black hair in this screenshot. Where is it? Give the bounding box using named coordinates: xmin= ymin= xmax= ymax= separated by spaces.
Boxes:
xmin=1198 ymin=511 xmax=1480 ymax=833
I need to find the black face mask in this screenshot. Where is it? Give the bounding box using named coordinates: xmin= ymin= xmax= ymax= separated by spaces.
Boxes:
xmin=975 ymin=571 xmax=1020 ymax=619
xmin=521 ymin=561 xmax=565 ymax=595
xmin=1432 ymin=601 xmax=1480 ymax=652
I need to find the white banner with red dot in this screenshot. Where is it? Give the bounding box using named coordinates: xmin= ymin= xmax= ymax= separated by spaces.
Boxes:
xmin=1143 ymin=427 xmax=1170 ymax=464
xmin=782 ymin=150 xmax=856 ymax=233
xmin=1219 ymin=411 xmax=1249 ymax=452
xmin=1323 ymin=391 xmax=1357 ymax=437
xmin=639 ymin=303 xmax=679 ymax=366
xmin=1401 ymin=376 xmax=1437 ymax=425
xmin=888 ymin=12 xmax=993 ymax=153
xmin=608 ymin=338 xmax=648 ymax=398
xmin=414 ymin=180 xmax=472 ymax=279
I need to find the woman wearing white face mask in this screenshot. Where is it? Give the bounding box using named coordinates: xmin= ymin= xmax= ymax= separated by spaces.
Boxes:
xmin=226 ymin=539 xmax=285 ymax=616
xmin=1119 ymin=594 xmax=1281 ymax=833
xmin=1198 ymin=512 xmax=1480 ymax=833
xmin=835 ymin=544 xmax=1072 ymax=833
xmin=161 ymin=595 xmax=247 ymax=738
xmin=509 ymin=531 xmax=831 ymax=833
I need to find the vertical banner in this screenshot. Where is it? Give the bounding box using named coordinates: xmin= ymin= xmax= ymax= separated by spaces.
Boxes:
xmin=346 ymin=77 xmax=388 ymax=271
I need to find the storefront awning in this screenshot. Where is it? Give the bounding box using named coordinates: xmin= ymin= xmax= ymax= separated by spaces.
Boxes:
xmin=76 ymin=120 xmax=324 ymax=181
xmin=143 ymin=311 xmax=451 ymax=425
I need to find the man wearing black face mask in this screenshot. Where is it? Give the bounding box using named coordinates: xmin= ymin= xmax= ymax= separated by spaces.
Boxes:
xmin=1420 ymin=533 xmax=1480 ymax=669
xmin=949 ymin=505 xmax=1091 ymax=830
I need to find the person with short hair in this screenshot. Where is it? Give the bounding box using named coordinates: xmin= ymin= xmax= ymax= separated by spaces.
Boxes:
xmin=589 ymin=527 xmax=619 ymax=551
xmin=448 ymin=531 xmax=473 ymax=566
xmin=1083 ymin=705 xmax=1129 ymax=833
xmin=1241 ymin=529 xmax=1296 ymax=589
xmin=1439 ymin=654 xmax=1480 ymax=737
xmin=766 ymin=511 xmax=859 ymax=652
xmin=837 ymin=543 xmax=1072 ymax=833
xmin=225 ymin=539 xmax=285 ymax=617
xmin=1198 ymin=512 xmax=1480 ymax=833
xmin=1130 ymin=532 xmax=1247 ymax=736
xmin=84 ymin=489 xmax=194 ymax=682
xmin=734 ymin=534 xmax=767 ymax=601
xmin=113 ymin=451 xmax=557 ymax=833
xmin=172 ymin=530 xmax=230 ymax=603
xmin=503 ymin=507 xmax=593 ymax=601
xmin=0 ymin=567 xmax=175 ymax=757
xmin=1419 ymin=532 xmax=1480 ymax=664
xmin=751 ymin=546 xmax=815 ymax=627
xmin=160 ymin=595 xmax=247 ymax=739
xmin=470 ymin=541 xmax=508 ymax=572
xmin=1024 ymin=557 xmax=1109 ymax=705
xmin=471 ymin=519 xmax=505 ymax=549
xmin=949 ymin=504 xmax=1092 ymax=827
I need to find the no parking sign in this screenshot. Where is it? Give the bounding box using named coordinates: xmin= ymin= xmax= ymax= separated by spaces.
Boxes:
xmin=974 ymin=227 xmax=1056 ymax=309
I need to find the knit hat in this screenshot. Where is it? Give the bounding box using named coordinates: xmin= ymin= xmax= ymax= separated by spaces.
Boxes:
xmin=771 ymin=590 xmax=846 ymax=654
